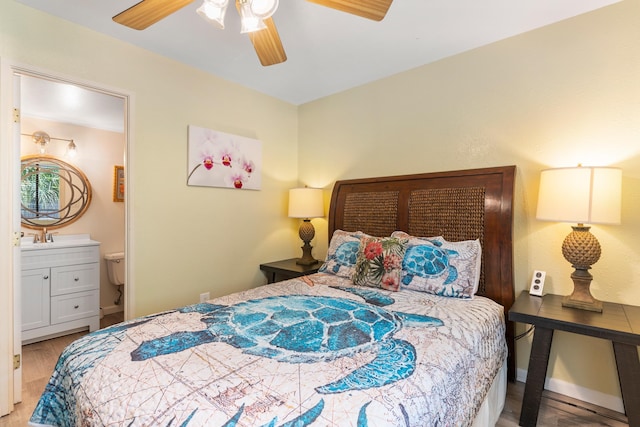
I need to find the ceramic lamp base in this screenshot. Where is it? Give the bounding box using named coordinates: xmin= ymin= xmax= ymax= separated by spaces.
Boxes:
xmin=561 ymin=268 xmax=603 ymax=313
xmin=296 ymin=219 xmax=318 ymax=265
xmin=296 ymin=242 xmax=319 ymax=266
xmin=560 ymin=225 xmax=603 ymax=313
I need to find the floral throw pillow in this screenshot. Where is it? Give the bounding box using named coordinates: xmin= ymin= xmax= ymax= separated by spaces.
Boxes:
xmin=318 ymin=230 xmax=368 ymax=279
xmin=393 ymin=231 xmax=482 ymax=299
xmin=352 ymin=236 xmax=408 ymax=291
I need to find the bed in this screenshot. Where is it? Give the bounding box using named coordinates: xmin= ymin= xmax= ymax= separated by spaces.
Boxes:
xmin=30 ymin=165 xmax=516 ymax=427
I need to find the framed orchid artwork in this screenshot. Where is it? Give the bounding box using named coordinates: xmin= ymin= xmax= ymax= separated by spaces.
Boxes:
xmin=187 ymin=125 xmax=262 ymax=190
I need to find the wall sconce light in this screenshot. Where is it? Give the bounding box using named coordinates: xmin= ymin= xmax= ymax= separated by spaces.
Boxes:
xmin=536 ymin=165 xmax=622 ymax=312
xmin=24 ymin=131 xmax=78 ymax=158
xmin=288 ymin=187 xmax=324 ymax=265
xmin=66 ymin=140 xmax=77 ymax=158
xmin=32 ymin=131 xmax=50 ymax=154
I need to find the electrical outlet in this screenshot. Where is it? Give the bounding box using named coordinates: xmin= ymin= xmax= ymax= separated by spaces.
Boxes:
xmin=529 ymin=270 xmax=546 ymax=296
xmin=199 ymin=292 xmax=210 ymax=303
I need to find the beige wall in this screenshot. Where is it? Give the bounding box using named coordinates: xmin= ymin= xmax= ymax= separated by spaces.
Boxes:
xmin=0 ymin=0 xmax=301 ymax=321
xmin=298 ymin=0 xmax=640 ymax=409
xmin=20 ymin=117 xmax=126 ymax=314
xmin=2 ymin=0 xmax=639 ymax=414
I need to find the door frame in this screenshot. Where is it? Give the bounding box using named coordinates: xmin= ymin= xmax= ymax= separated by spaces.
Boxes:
xmin=0 ymin=59 xmax=134 ymax=415
xmin=0 ymin=57 xmax=19 ymax=416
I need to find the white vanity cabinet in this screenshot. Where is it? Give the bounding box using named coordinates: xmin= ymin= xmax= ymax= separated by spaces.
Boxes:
xmin=21 ymin=268 xmax=50 ymax=331
xmin=21 ymin=235 xmax=100 ymax=344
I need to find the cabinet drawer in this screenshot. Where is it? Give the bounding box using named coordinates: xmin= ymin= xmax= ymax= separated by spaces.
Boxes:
xmin=51 ymin=291 xmax=99 ymax=325
xmin=51 ymin=263 xmax=99 ymax=296
xmin=22 ymin=244 xmax=100 ymax=269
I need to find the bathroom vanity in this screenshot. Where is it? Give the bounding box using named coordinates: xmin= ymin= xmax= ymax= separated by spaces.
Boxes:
xmin=21 ymin=234 xmax=100 ymax=344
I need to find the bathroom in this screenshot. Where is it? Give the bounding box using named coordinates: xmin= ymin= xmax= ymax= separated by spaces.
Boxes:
xmin=19 ymin=74 xmax=126 ymax=331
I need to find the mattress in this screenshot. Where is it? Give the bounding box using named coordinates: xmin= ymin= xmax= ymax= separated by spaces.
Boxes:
xmin=30 ymin=273 xmax=507 ymax=426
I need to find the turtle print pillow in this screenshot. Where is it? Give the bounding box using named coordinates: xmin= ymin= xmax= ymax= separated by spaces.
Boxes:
xmin=392 ymin=231 xmax=482 ymax=299
xmin=352 ymin=236 xmax=409 ymax=291
xmin=318 ymin=230 xmax=369 ymax=279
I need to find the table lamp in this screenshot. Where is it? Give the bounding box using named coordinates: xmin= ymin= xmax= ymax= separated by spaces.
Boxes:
xmin=288 ymin=187 xmax=324 ymax=265
xmin=536 ymin=166 xmax=622 ymax=312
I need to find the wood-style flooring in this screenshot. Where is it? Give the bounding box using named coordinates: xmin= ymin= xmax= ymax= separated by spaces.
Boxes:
xmin=497 ymin=382 xmax=627 ymax=426
xmin=0 ymin=313 xmax=629 ymax=426
xmin=0 ymin=313 xmax=124 ymax=427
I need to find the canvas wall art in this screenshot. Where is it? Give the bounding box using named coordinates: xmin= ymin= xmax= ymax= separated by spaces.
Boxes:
xmin=187 ymin=125 xmax=262 ymax=190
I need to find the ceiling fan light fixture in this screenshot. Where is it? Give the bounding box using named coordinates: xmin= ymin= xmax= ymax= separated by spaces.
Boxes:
xmin=239 ymin=0 xmax=266 ymax=33
xmin=197 ymin=0 xmax=229 ymax=29
xmin=249 ymin=0 xmax=278 ymax=19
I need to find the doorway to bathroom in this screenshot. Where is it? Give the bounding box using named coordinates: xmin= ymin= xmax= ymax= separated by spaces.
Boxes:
xmin=10 ymin=67 xmax=130 ymax=408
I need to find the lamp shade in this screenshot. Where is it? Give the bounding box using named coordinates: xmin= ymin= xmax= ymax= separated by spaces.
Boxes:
xmin=196 ymin=0 xmax=229 ymax=29
xmin=239 ymin=0 xmax=266 ymax=33
xmin=250 ymin=0 xmax=278 ymax=18
xmin=288 ymin=188 xmax=324 ymax=219
xmin=536 ymin=166 xmax=622 ymax=225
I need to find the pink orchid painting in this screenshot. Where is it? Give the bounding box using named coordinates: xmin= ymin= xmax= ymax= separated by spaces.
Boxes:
xmin=187 ymin=125 xmax=262 ymax=190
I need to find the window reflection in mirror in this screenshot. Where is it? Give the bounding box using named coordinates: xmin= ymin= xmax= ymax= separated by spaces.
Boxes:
xmin=20 ymin=155 xmax=92 ymax=229
xmin=21 ymin=162 xmax=61 ymax=221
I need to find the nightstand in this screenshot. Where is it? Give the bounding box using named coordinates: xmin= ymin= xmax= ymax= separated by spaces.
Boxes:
xmin=508 ymin=291 xmax=640 ymax=427
xmin=259 ymin=258 xmax=320 ymax=284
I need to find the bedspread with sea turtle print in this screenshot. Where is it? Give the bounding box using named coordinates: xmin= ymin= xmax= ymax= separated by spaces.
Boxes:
xmin=30 ymin=273 xmax=506 ymax=427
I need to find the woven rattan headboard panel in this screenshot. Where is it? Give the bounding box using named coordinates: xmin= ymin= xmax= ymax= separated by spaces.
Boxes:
xmin=328 ymin=165 xmax=516 ymax=380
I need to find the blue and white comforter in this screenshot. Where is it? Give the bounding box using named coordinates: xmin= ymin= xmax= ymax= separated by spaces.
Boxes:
xmin=30 ymin=273 xmax=506 ymax=427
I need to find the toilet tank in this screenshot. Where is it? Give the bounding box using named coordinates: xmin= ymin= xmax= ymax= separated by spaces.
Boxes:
xmin=104 ymin=252 xmax=125 ymax=285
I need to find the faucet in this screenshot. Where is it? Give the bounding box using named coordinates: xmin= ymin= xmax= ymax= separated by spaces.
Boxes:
xmin=40 ymin=228 xmax=56 ymax=243
xmin=28 ymin=228 xmax=56 ymax=243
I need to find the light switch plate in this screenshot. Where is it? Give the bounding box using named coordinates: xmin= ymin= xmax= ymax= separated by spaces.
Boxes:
xmin=529 ymin=270 xmax=546 ymax=296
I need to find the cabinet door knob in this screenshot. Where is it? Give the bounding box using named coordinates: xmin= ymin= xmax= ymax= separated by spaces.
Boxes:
xmin=74 ymin=305 xmax=79 ymax=309
xmin=74 ymin=277 xmax=80 ymax=281
xmin=43 ymin=275 xmax=49 ymax=280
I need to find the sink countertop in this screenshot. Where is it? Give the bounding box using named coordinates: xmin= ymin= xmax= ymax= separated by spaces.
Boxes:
xmin=21 ymin=233 xmax=100 ymax=250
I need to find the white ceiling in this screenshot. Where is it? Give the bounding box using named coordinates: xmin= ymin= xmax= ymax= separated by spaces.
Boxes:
xmin=16 ymin=0 xmax=619 ymax=130
xmin=21 ymin=75 xmax=126 ymax=133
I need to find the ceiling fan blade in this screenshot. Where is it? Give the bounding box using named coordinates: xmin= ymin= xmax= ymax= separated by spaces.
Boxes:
xmin=248 ymin=18 xmax=287 ymax=66
xmin=306 ymin=0 xmax=392 ymax=21
xmin=113 ymin=0 xmax=194 ymax=30
xmin=235 ymin=0 xmax=286 ymax=66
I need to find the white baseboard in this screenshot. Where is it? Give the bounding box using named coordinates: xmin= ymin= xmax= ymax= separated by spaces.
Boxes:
xmin=516 ymin=368 xmax=624 ymax=413
xmin=101 ymin=305 xmax=124 ymax=316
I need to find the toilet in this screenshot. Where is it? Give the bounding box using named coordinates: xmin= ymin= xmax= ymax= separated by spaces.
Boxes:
xmin=104 ymin=252 xmax=125 ymax=305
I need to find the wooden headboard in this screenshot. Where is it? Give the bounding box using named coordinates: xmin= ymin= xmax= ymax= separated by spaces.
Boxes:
xmin=328 ymin=165 xmax=516 ymax=381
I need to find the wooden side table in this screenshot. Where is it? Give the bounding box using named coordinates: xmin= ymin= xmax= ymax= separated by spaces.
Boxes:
xmin=508 ymin=291 xmax=640 ymax=427
xmin=259 ymin=258 xmax=320 ymax=284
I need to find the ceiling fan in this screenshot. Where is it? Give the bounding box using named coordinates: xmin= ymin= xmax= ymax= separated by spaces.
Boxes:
xmin=112 ymin=0 xmax=393 ymax=67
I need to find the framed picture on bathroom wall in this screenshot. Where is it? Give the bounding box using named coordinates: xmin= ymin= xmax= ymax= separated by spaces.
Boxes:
xmin=113 ymin=165 xmax=124 ymax=202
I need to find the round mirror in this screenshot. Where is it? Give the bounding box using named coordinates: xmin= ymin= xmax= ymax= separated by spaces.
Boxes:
xmin=21 ymin=155 xmax=92 ymax=229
